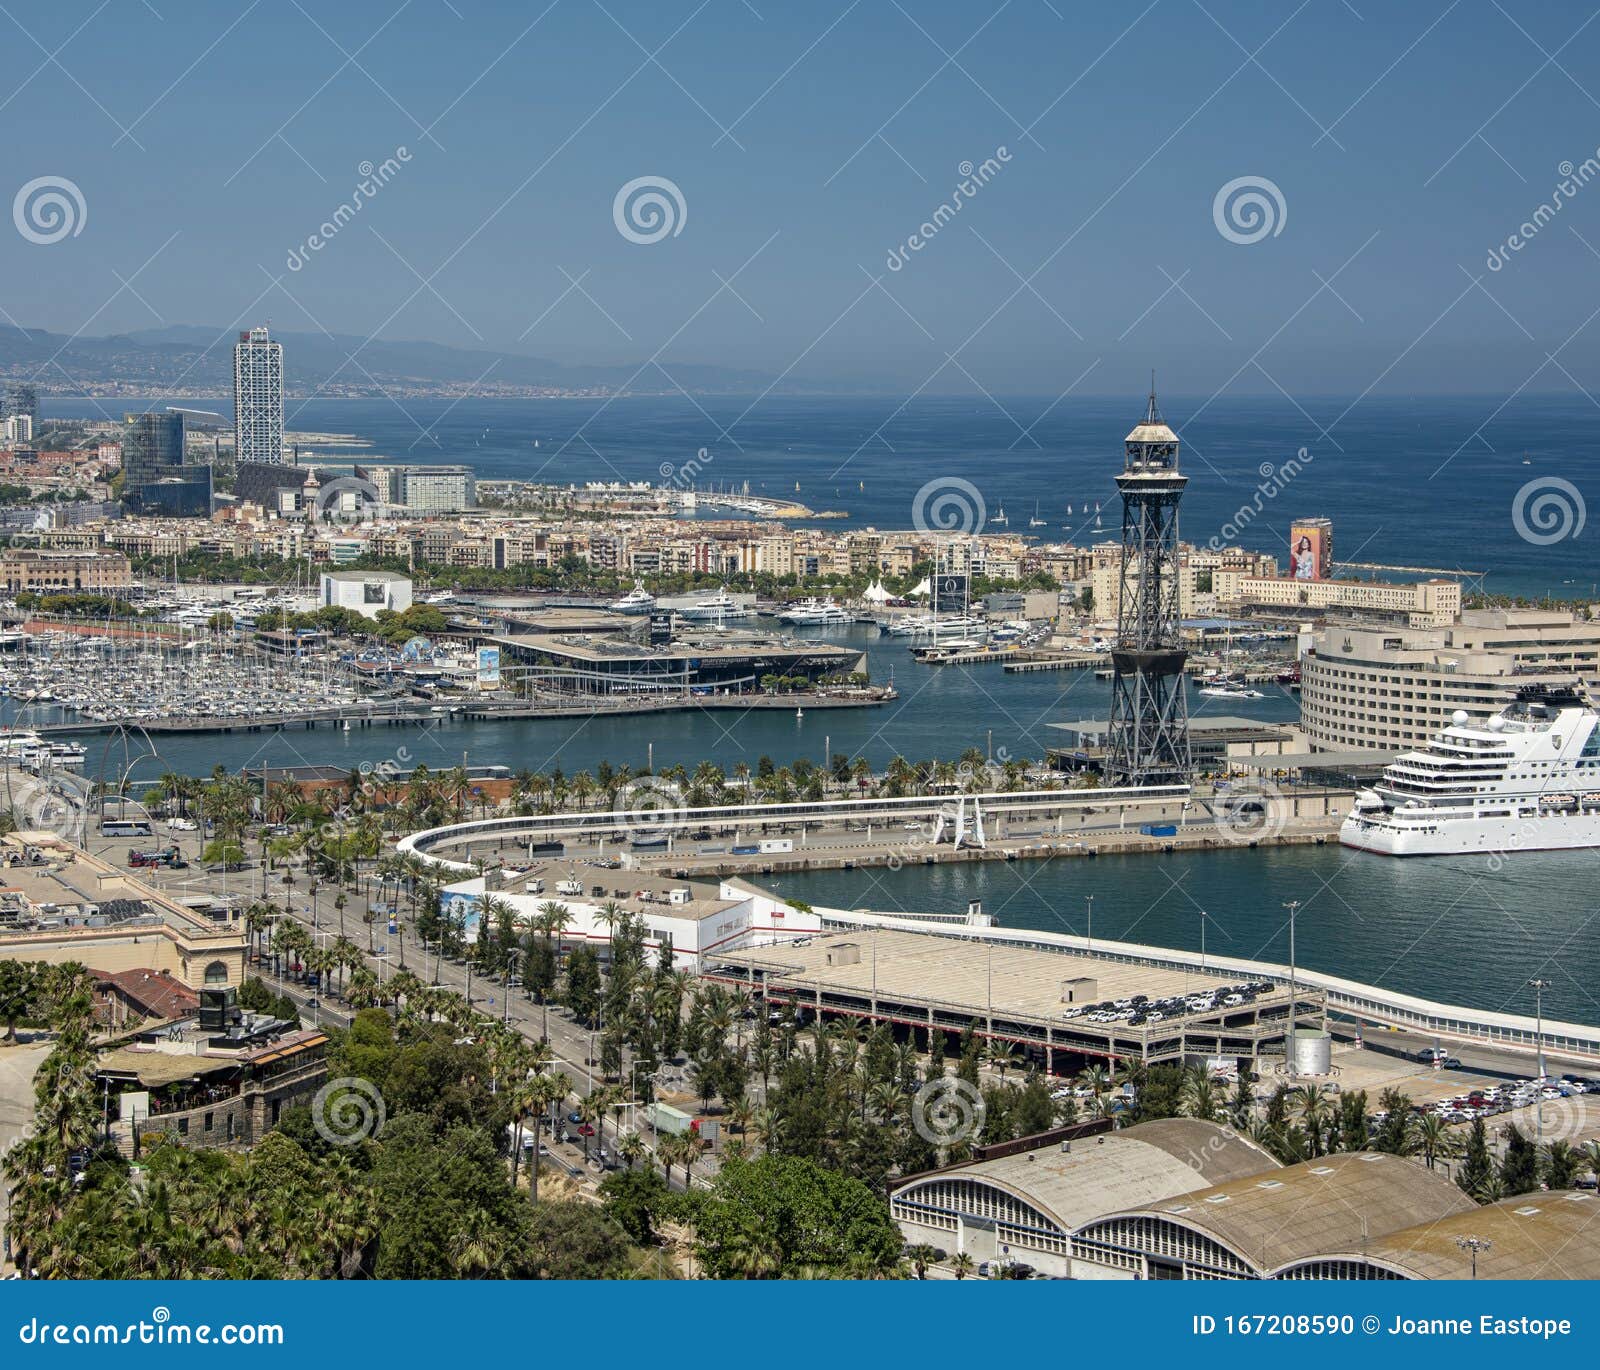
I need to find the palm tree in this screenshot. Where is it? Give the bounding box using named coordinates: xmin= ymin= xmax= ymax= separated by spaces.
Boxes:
xmin=1411 ymin=1111 xmax=1459 ymax=1170
xmin=952 ymin=1251 xmax=975 ymax=1280
xmin=906 ymin=1243 xmax=938 ymax=1279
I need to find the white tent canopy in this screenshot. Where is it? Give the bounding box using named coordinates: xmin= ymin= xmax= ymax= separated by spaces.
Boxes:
xmin=861 ymin=581 xmax=894 ymax=603
xmin=908 ymin=577 xmax=932 ymax=598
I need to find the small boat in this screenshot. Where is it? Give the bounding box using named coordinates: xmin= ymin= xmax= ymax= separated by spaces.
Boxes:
xmin=992 ymin=502 xmax=1008 ymax=526
xmin=342 ymin=720 xmax=351 ymax=732
xmin=795 ymin=706 xmax=804 ymax=719
xmin=1028 ymin=501 xmax=1045 ymax=528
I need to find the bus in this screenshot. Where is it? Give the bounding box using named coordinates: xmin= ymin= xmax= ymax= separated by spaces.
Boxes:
xmin=101 ymin=819 xmax=153 ymax=838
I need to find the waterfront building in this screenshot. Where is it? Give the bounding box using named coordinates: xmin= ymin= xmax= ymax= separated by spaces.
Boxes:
xmin=435 ymin=865 xmax=823 ymax=971
xmin=0 ymin=547 xmax=132 ymax=594
xmin=232 ymin=326 xmax=284 ymax=465
xmin=890 ymin=1126 xmax=1492 ymax=1279
xmin=121 ymin=410 xmax=212 ymax=517
xmin=320 ymin=568 xmax=413 ymax=618
xmin=4 ymin=413 xmax=33 ymax=445
xmin=1300 ymin=607 xmax=1600 ymax=751
xmin=358 ymin=463 xmax=476 ymax=513
xmin=492 ymin=625 xmax=864 ymax=696
xmin=1107 ymin=387 xmax=1192 ymax=785
xmin=1214 ymin=569 xmax=1460 ymax=626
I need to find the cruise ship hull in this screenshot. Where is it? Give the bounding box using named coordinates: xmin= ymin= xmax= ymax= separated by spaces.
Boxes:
xmin=1340 ymin=811 xmax=1600 ymax=857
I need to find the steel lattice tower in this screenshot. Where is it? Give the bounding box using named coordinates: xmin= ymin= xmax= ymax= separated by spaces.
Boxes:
xmin=1106 ymin=384 xmax=1192 ymax=786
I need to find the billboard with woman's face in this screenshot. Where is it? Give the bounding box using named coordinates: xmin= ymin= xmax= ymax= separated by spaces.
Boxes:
xmin=1290 ymin=519 xmax=1332 ymax=581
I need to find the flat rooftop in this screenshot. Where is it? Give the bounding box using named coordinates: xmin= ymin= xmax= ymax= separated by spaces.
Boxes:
xmin=711 ymin=927 xmax=1289 ymax=1027
xmin=487 ymin=858 xmax=742 ymax=924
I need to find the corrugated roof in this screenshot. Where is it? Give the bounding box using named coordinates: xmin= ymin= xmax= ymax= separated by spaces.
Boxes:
xmin=1341 ymin=1190 xmax=1600 ymax=1280
xmin=1096 ymin=1151 xmax=1474 ymax=1273
xmin=892 ymin=1119 xmax=1279 ymax=1233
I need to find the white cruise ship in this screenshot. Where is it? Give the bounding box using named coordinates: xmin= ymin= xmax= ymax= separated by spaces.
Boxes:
xmin=1339 ymin=686 xmax=1600 ymax=857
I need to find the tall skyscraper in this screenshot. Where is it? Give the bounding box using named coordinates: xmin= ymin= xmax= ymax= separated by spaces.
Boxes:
xmin=3 ymin=384 xmax=39 ymax=426
xmin=121 ymin=410 xmax=212 ymax=517
xmin=233 ymin=326 xmax=284 ymax=465
xmin=1106 ymin=385 xmax=1192 ymax=787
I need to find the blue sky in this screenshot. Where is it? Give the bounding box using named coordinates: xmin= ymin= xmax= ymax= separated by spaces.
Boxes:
xmin=6 ymin=0 xmax=1600 ymax=393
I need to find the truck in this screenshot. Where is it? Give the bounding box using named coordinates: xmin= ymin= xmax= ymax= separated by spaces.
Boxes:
xmin=129 ymin=846 xmax=186 ymax=869
xmin=1139 ymin=823 xmax=1178 ymax=838
xmin=649 ymin=1103 xmax=696 ymax=1137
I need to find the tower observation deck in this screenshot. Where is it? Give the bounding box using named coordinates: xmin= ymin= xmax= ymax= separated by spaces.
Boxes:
xmin=1106 ymin=385 xmax=1192 ymax=787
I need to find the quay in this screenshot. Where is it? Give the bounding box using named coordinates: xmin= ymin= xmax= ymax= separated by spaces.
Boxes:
xmin=30 ymin=687 xmax=893 ymax=736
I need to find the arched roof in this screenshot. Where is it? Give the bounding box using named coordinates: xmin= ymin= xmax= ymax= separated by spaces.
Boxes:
xmin=1293 ymin=1189 xmax=1600 ymax=1281
xmin=1082 ymin=1151 xmax=1475 ymax=1275
xmin=891 ymin=1119 xmax=1278 ymax=1236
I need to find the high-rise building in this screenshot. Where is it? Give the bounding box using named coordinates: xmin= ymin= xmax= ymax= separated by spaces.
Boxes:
xmin=3 ymin=384 xmax=39 ymax=426
xmin=233 ymin=326 xmax=284 ymax=466
xmin=1106 ymin=386 xmax=1192 ymax=787
xmin=121 ymin=410 xmax=212 ymax=517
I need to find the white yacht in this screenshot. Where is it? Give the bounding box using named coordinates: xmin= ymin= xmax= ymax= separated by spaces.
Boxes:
xmin=1340 ymin=686 xmax=1600 ymax=857
xmin=1198 ymin=678 xmax=1264 ymax=700
xmin=676 ymin=590 xmax=756 ymax=623
xmin=609 ymin=584 xmax=656 ymax=615
xmin=777 ymin=598 xmax=851 ymax=625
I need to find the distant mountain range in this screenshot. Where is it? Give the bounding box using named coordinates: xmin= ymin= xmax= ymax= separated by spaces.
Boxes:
xmin=0 ymin=324 xmax=783 ymax=399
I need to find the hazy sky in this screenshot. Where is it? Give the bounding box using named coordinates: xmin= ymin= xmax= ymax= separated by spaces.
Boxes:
xmin=6 ymin=0 xmax=1600 ymax=394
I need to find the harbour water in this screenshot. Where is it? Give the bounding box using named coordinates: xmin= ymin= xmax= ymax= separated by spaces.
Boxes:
xmin=762 ymin=843 xmax=1600 ymax=1028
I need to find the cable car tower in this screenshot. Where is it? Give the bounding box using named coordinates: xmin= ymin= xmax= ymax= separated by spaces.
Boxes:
xmin=1106 ymin=382 xmax=1192 ymax=786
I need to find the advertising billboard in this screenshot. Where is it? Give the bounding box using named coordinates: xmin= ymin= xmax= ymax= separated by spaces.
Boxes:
xmin=1289 ymin=518 xmax=1332 ymax=582
xmin=476 ymin=645 xmax=501 ymax=690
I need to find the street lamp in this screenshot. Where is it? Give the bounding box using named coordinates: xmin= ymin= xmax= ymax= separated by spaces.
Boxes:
xmin=1529 ymin=978 xmax=1551 ymax=1082
xmin=502 ymin=949 xmax=523 ymax=1025
xmin=1199 ymin=909 xmax=1208 ymax=970
xmin=1282 ymin=900 xmax=1301 ymax=1079
xmin=1084 ymin=894 xmax=1094 ymax=955
xmin=1455 ymin=1235 xmax=1491 ymax=1279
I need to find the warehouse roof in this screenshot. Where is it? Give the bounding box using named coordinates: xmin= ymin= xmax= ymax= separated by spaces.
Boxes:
xmin=1319 ymin=1190 xmax=1600 ymax=1281
xmin=892 ymin=1119 xmax=1279 ymax=1234
xmin=1087 ymin=1150 xmax=1475 ymax=1275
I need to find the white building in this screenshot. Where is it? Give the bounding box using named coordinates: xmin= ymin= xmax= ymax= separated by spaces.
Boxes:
xmin=1301 ymin=607 xmax=1600 ymax=751
xmin=5 ymin=413 xmax=33 ymax=445
xmin=319 ymin=569 xmax=412 ymax=619
xmin=233 ymin=326 xmax=284 ymax=465
xmin=437 ymin=864 xmax=821 ymax=971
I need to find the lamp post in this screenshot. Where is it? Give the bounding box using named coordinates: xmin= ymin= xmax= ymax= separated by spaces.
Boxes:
xmin=502 ymin=949 xmax=523 ymax=1025
xmin=1529 ymin=977 xmax=1551 ymax=1082
xmin=1084 ymin=894 xmax=1095 ymax=955
xmin=1199 ymin=909 xmax=1208 ymax=970
xmin=1455 ymin=1235 xmax=1491 ymax=1279
xmin=1282 ymin=900 xmax=1301 ymax=1079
